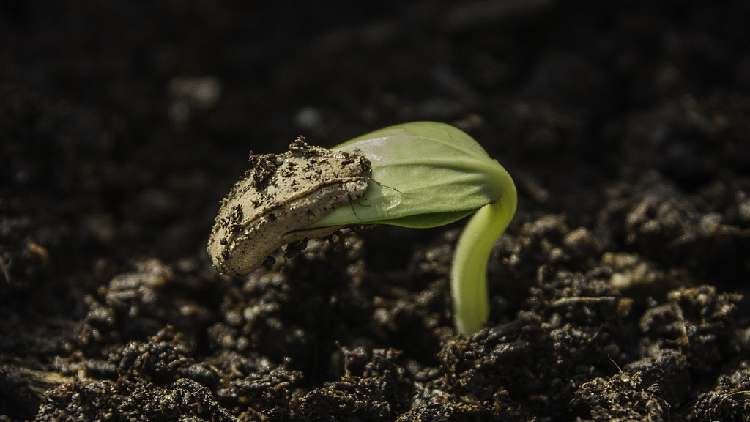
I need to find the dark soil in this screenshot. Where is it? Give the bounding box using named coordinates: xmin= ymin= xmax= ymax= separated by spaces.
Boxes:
xmin=2 ymin=1 xmax=750 ymax=421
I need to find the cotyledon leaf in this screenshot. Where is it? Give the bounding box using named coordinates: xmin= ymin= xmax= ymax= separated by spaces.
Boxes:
xmin=305 ymin=122 xmax=508 ymax=229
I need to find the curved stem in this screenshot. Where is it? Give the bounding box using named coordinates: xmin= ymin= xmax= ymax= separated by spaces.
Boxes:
xmin=450 ymin=164 xmax=516 ymax=335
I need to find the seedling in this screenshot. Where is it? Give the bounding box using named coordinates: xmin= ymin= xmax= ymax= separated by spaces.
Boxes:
xmin=208 ymin=122 xmax=516 ymax=335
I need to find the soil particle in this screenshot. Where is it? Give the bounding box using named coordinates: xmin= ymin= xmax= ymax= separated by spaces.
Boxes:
xmin=0 ymin=366 xmax=63 ymax=421
xmin=293 ymin=349 xmax=412 ymax=422
xmin=624 ymin=349 xmax=690 ymax=407
xmin=597 ymin=170 xmax=750 ymax=282
xmin=36 ymin=378 xmax=238 ymax=422
xmin=690 ymin=366 xmax=750 ymax=421
xmin=638 ymin=285 xmax=743 ymax=378
xmin=571 ymin=370 xmax=669 ymax=422
xmin=212 ymin=351 xmax=300 ymax=416
xmin=438 ymin=317 xmax=620 ymax=418
xmin=602 ymin=252 xmax=693 ymax=298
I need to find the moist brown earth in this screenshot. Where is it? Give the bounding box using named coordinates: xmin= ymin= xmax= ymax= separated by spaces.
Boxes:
xmin=1 ymin=1 xmax=750 ymax=421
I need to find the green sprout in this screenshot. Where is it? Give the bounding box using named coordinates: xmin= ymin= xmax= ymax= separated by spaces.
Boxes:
xmin=307 ymin=122 xmax=517 ymax=335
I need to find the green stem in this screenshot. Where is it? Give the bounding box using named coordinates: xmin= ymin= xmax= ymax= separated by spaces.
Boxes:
xmin=450 ymin=164 xmax=516 ymax=335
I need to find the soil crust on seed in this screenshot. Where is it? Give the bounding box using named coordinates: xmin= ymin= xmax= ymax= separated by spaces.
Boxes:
xmin=2 ymin=1 xmax=750 ymax=421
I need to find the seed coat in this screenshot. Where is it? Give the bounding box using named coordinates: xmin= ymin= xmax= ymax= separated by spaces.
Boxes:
xmin=207 ymin=138 xmax=371 ymax=275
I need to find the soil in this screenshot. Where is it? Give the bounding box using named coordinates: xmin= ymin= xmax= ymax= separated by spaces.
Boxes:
xmin=2 ymin=1 xmax=750 ymax=421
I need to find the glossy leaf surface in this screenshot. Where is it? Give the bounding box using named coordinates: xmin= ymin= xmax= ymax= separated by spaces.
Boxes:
xmin=307 ymin=122 xmax=508 ymax=229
